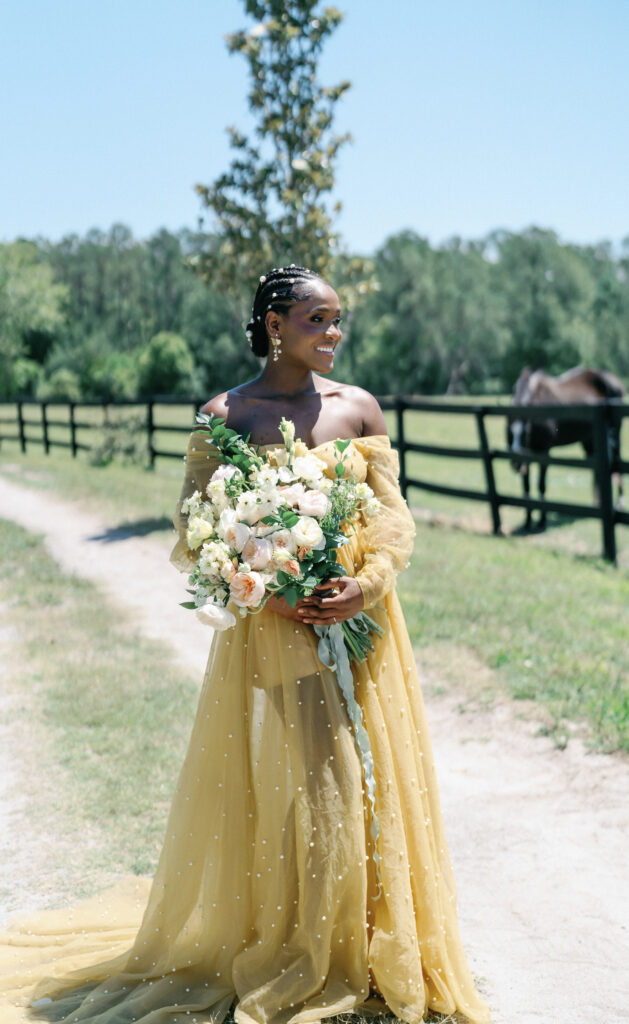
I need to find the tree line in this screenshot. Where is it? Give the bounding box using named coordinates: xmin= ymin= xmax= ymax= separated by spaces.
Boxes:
xmin=1 ymin=223 xmax=627 ymax=403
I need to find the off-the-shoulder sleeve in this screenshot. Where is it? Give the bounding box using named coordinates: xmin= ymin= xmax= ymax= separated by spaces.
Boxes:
xmin=351 ymin=436 xmax=416 ymax=610
xmin=170 ymin=430 xmax=226 ymax=573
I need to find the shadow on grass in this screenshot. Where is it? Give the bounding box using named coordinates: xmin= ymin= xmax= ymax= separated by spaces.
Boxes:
xmin=509 ymin=511 xmax=591 ymax=536
xmin=88 ymin=516 xmax=173 ymax=542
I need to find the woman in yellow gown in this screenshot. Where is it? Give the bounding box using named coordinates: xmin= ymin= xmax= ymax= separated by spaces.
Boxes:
xmin=0 ymin=266 xmax=490 ymax=1023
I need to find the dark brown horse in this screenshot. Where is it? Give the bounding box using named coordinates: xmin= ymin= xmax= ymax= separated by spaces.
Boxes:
xmin=507 ymin=366 xmax=625 ymax=530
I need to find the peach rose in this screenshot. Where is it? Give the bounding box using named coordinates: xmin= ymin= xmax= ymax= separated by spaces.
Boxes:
xmin=273 ymin=549 xmax=302 ymax=576
xmin=220 ymin=559 xmax=237 ymax=582
xmin=241 ymin=536 xmax=273 ymax=569
xmin=297 ymin=488 xmax=330 ymax=518
xmin=278 ymin=482 xmax=306 ymax=507
xmin=270 ymin=528 xmax=296 ymax=554
xmin=229 ymin=570 xmax=266 ymax=608
xmin=223 ymin=520 xmax=251 ymax=553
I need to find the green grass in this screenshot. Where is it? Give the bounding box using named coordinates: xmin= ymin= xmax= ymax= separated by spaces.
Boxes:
xmin=0 ymin=519 xmax=199 ymax=888
xmin=399 ymin=521 xmax=629 ymax=751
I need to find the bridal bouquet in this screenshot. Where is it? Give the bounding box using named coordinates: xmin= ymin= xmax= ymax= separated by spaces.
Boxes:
xmin=180 ymin=413 xmax=384 ymax=664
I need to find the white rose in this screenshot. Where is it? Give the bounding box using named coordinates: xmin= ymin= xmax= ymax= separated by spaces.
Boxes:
xmin=230 ymin=570 xmax=266 ymax=608
xmin=196 ymin=601 xmax=237 ymax=631
xmin=292 ymin=454 xmax=327 ymax=484
xmin=290 ymin=515 xmax=325 ymax=550
xmin=297 ymin=488 xmax=330 ymax=518
xmin=241 ymin=536 xmax=273 ymax=569
xmin=186 ymin=516 xmax=214 ymax=550
xmin=277 ymin=464 xmax=296 ymax=483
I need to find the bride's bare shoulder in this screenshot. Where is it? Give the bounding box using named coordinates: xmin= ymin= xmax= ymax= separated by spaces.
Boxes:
xmin=328 ymin=382 xmax=387 ymax=435
xmin=199 ymin=392 xmax=229 ymax=418
xmin=200 ymin=385 xmax=252 ymax=418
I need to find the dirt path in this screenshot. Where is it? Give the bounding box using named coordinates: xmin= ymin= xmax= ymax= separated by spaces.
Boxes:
xmin=1 ymin=472 xmax=628 ymax=1024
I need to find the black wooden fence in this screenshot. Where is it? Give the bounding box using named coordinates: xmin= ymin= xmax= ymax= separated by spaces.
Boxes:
xmin=1 ymin=395 xmax=628 ymax=562
xmin=379 ymin=395 xmax=629 ymax=563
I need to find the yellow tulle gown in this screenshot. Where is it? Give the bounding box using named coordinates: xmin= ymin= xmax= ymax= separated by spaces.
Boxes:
xmin=0 ymin=433 xmax=490 ymax=1024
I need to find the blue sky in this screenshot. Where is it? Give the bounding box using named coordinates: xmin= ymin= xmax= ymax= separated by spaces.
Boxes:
xmin=1 ymin=0 xmax=628 ymax=253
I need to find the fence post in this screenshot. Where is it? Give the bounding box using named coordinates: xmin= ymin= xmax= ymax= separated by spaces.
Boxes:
xmin=41 ymin=402 xmax=50 ymax=454
xmin=475 ymin=408 xmax=501 ymax=535
xmin=147 ymin=400 xmax=155 ymax=468
xmin=395 ymin=396 xmax=408 ymax=500
xmin=69 ymin=402 xmax=77 ymax=457
xmin=17 ymin=401 xmax=26 ymax=452
xmin=593 ymin=404 xmax=616 ymax=563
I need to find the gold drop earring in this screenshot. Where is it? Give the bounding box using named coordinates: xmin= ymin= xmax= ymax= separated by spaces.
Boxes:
xmin=272 ymin=334 xmax=282 ymax=361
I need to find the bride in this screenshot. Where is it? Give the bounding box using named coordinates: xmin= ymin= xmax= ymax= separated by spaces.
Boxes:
xmin=1 ymin=265 xmax=490 ymax=1024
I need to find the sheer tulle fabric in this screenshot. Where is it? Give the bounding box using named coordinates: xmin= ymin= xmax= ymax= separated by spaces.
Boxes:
xmin=0 ymin=434 xmax=490 ymax=1024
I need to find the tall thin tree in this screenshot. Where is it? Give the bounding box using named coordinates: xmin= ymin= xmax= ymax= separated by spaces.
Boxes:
xmin=193 ymin=1 xmax=369 ymax=319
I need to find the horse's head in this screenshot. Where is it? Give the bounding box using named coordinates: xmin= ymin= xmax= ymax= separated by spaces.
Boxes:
xmin=507 ymin=417 xmax=530 ymax=472
xmin=508 ymin=367 xmax=536 ymax=471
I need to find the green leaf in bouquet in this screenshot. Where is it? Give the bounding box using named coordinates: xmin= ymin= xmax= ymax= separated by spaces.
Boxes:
xmin=276 ymin=570 xmax=290 ymax=586
xmin=283 ymin=586 xmax=299 ymax=607
xmin=335 ymin=463 xmax=345 ymax=477
xmin=179 ymin=600 xmax=197 ymax=610
xmin=278 ymin=509 xmax=299 ymax=527
xmin=310 ymin=550 xmax=326 ymax=562
xmin=334 ymin=439 xmax=352 ymax=454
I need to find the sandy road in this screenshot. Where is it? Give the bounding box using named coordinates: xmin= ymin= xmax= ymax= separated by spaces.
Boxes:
xmin=1 ymin=470 xmax=628 ymax=1024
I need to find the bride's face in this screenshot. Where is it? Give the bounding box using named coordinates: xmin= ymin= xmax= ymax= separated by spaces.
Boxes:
xmin=268 ymin=280 xmax=343 ymax=373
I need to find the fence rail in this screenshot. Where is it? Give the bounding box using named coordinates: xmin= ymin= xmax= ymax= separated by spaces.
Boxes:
xmin=1 ymin=395 xmax=628 ymax=562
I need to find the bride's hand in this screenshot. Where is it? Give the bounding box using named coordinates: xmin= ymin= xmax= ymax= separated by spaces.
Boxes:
xmin=264 ymin=593 xmax=305 ymax=621
xmin=297 ymin=577 xmax=364 ymax=626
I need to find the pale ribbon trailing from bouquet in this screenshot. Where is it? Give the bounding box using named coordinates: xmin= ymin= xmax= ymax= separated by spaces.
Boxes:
xmin=314 ymin=622 xmax=382 ymax=898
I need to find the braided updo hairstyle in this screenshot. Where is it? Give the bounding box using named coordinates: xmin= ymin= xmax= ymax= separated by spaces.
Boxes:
xmin=246 ymin=264 xmax=322 ymax=357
